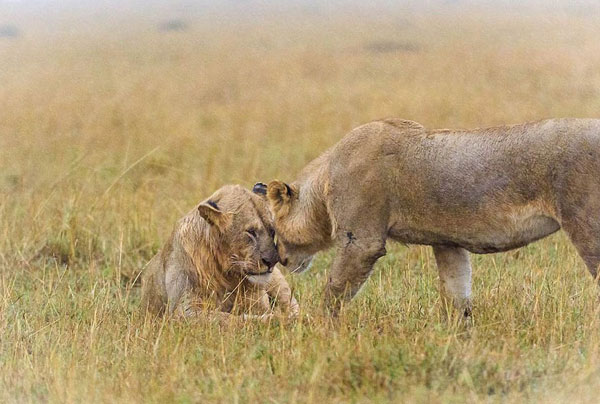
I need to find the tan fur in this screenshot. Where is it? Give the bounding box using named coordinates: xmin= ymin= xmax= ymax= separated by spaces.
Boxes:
xmin=141 ymin=185 xmax=298 ymax=320
xmin=265 ymin=118 xmax=600 ymax=316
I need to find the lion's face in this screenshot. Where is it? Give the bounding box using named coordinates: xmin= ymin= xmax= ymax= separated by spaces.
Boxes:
xmin=274 ymin=235 xmax=314 ymax=274
xmin=197 ymin=185 xmax=279 ymax=286
xmin=259 ymin=181 xmax=324 ymax=274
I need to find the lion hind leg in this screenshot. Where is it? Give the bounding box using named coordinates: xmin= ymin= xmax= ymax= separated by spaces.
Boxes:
xmin=562 ymin=219 xmax=600 ymax=281
xmin=140 ymin=254 xmax=167 ymax=316
xmin=557 ymin=170 xmax=600 ymax=281
xmin=165 ymin=264 xmax=190 ymax=316
xmin=433 ymin=246 xmax=472 ymax=318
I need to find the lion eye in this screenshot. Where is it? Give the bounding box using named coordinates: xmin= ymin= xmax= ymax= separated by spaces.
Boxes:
xmin=246 ymin=228 xmax=257 ymax=239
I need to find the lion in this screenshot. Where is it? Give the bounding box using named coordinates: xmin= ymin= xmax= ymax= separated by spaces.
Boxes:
xmin=262 ymin=118 xmax=600 ymax=316
xmin=140 ymin=184 xmax=299 ymax=321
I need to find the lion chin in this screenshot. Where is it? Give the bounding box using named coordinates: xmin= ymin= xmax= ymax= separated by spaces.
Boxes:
xmin=246 ymin=272 xmax=273 ymax=286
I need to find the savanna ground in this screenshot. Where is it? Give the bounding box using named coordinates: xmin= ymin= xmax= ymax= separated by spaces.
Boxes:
xmin=2 ymin=1 xmax=600 ymax=402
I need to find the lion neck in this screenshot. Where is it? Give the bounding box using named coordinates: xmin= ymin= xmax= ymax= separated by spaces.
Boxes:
xmin=286 ymin=157 xmax=332 ymax=250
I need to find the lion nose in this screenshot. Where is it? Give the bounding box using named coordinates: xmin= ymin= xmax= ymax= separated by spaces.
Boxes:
xmin=261 ymin=258 xmax=277 ymax=271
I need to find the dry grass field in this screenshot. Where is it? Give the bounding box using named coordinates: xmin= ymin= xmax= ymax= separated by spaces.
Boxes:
xmin=3 ymin=1 xmax=600 ymax=402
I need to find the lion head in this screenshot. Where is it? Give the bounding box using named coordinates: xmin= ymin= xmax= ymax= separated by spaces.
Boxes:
xmin=191 ymin=184 xmax=279 ymax=286
xmin=258 ymin=180 xmax=332 ymax=274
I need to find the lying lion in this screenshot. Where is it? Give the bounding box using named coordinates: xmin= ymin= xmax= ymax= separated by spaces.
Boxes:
xmin=262 ymin=118 xmax=600 ymax=316
xmin=141 ymin=184 xmax=299 ymax=321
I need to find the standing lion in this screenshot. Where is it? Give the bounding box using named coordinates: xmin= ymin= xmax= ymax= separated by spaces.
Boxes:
xmin=141 ymin=184 xmax=298 ymax=320
xmin=262 ymin=118 xmax=600 ymax=317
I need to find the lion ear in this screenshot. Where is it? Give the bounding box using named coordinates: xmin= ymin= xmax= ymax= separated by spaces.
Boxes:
xmin=197 ymin=200 xmax=232 ymax=231
xmin=252 ymin=182 xmax=268 ymax=198
xmin=267 ymin=180 xmax=295 ymax=211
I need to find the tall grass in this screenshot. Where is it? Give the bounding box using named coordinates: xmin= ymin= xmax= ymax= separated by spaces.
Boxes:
xmin=2 ymin=2 xmax=600 ymax=402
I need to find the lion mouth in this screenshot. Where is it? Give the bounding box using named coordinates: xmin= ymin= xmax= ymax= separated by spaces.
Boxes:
xmin=245 ymin=269 xmax=272 ymax=276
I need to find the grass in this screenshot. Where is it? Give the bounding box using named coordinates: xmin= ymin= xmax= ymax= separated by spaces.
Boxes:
xmin=2 ymin=1 xmax=600 ymax=402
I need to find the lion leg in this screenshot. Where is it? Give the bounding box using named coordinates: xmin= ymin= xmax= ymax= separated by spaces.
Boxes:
xmin=324 ymin=234 xmax=386 ymax=316
xmin=556 ymin=167 xmax=600 ymax=281
xmin=178 ymin=309 xmax=274 ymax=324
xmin=165 ymin=263 xmax=190 ymax=316
xmin=562 ymin=218 xmax=600 ymax=281
xmin=140 ymin=254 xmax=167 ymax=316
xmin=240 ymin=286 xmax=272 ymax=315
xmin=266 ymin=266 xmax=299 ymax=318
xmin=219 ymin=311 xmax=273 ymax=323
xmin=212 ymin=288 xmax=273 ymax=323
xmin=433 ymin=246 xmax=472 ymax=318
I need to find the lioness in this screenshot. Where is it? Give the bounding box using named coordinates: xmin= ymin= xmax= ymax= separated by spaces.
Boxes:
xmin=263 ymin=118 xmax=600 ymax=316
xmin=141 ymin=184 xmax=299 ymax=320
